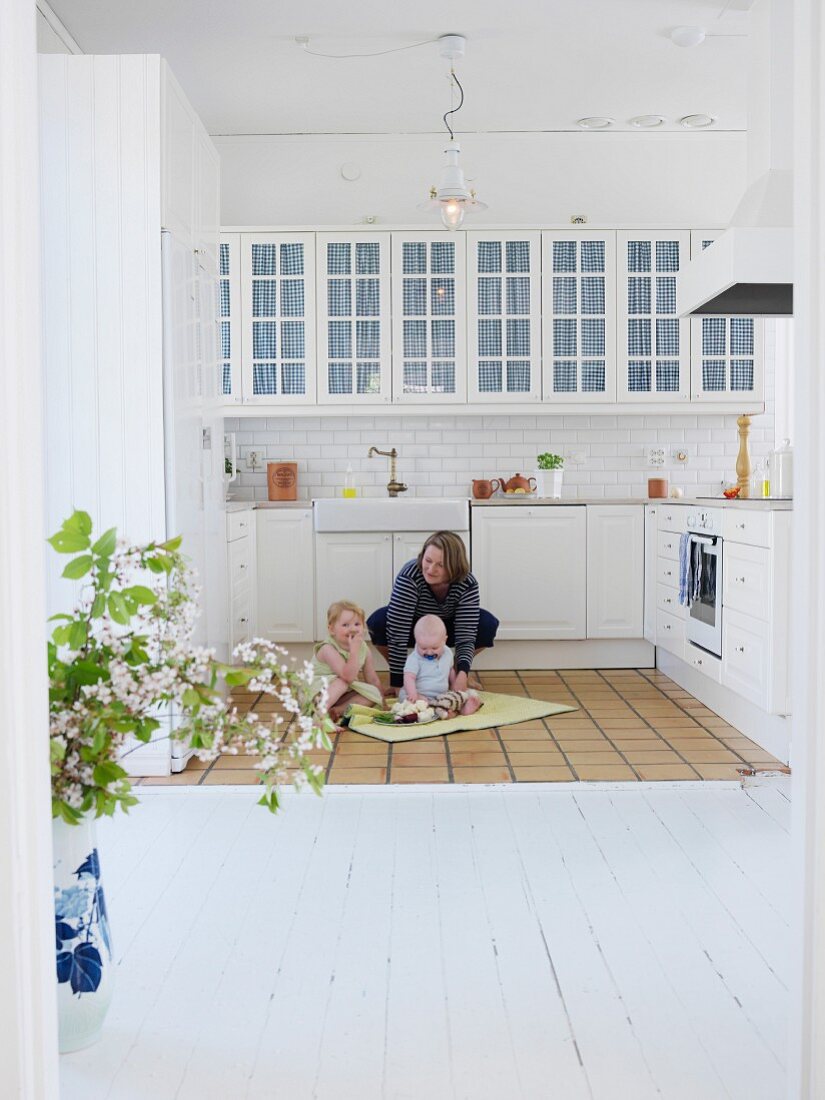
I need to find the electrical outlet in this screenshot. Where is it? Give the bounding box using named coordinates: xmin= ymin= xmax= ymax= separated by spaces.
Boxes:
xmin=568 ymin=451 xmax=586 ymax=465
xmin=646 ymin=447 xmax=666 ymax=467
xmin=673 ymin=449 xmax=689 ymax=465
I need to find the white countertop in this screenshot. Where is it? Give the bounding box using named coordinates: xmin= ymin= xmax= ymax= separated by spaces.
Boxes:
xmin=226 ymin=495 xmax=793 ymax=512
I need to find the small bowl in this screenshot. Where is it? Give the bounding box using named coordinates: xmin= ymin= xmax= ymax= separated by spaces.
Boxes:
xmin=723 ymin=486 xmax=741 ymax=499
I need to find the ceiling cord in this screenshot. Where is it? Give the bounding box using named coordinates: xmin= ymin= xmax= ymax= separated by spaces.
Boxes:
xmin=296 ymin=36 xmax=439 ymax=59
xmin=442 ymin=68 xmax=465 ymax=140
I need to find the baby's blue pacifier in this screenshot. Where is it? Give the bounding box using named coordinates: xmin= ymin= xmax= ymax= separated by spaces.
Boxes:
xmin=422 ymin=653 xmax=437 ymax=661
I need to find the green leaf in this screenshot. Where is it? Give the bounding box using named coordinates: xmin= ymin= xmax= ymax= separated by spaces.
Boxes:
xmin=64 ymin=511 xmax=93 ymax=536
xmin=48 ymin=529 xmax=91 ymax=554
xmin=146 ymin=557 xmax=165 ymax=574
xmin=159 ymin=535 xmax=183 ymax=552
xmin=122 ymin=593 xmax=137 ymax=615
xmin=67 ymin=620 xmax=88 ymax=650
xmin=48 ymin=613 xmax=74 ymax=623
xmin=107 ymin=592 xmax=129 ymax=624
xmin=182 ymin=687 xmax=201 ymax=708
xmin=93 ymin=761 xmax=128 ymax=786
xmin=92 ymin=528 xmax=117 ymax=557
xmin=224 ymin=668 xmax=256 ymax=687
xmin=125 ymin=585 xmax=157 ymax=605
xmin=91 ymin=593 xmax=106 ymax=618
xmin=62 ymin=554 xmax=93 ymax=580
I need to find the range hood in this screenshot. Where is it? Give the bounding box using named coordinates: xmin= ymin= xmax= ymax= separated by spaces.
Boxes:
xmin=679 ymin=0 xmax=793 ymax=316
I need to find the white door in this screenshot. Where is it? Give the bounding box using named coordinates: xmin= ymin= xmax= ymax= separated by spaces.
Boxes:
xmin=471 ymin=506 xmax=587 ymax=639
xmin=314 ymin=531 xmax=393 ymax=640
xmin=586 ymin=506 xmax=644 ymax=638
xmin=161 ymin=64 xmax=196 ymax=245
xmin=195 ymin=126 xmax=220 ymax=277
xmin=256 ymin=509 xmax=315 ymax=642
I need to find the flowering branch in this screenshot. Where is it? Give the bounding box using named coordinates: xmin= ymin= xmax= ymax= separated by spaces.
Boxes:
xmin=48 ymin=511 xmax=332 ymax=823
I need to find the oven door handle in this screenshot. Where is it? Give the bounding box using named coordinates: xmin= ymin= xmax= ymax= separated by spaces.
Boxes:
xmin=689 ymin=533 xmax=719 ymax=555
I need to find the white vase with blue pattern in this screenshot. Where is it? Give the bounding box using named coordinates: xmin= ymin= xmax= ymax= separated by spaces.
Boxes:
xmin=53 ymin=818 xmax=114 ymax=1052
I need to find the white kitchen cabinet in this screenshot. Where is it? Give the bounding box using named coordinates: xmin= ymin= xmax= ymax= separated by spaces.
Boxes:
xmin=542 ymin=231 xmax=617 ymax=402
xmin=256 ymin=509 xmax=315 ymax=642
xmin=689 ymin=231 xmax=764 ymax=403
xmin=471 ymin=506 xmax=587 ymax=639
xmin=240 ymin=233 xmax=316 ymax=404
xmin=391 ymin=232 xmax=467 ymax=403
xmin=316 ymin=233 xmax=392 ymax=405
xmin=313 ymin=529 xmax=470 ymax=639
xmin=227 ymin=509 xmax=255 ymax=649
xmin=218 ymin=234 xmax=241 ymax=400
xmin=617 ymin=231 xmax=690 ymax=402
xmin=586 ymin=506 xmax=644 ymax=638
xmin=314 ymin=532 xmax=393 ymax=640
xmin=466 ymin=231 xmax=541 ymax=402
xmin=643 ymin=505 xmax=658 ymax=644
xmin=161 ymin=63 xmax=219 ymax=276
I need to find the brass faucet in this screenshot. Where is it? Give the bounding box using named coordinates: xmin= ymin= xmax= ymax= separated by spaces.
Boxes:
xmin=368 ymin=446 xmax=408 ymax=497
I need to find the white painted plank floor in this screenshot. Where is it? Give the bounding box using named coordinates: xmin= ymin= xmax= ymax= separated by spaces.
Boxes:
xmin=60 ymin=782 xmax=790 ymax=1100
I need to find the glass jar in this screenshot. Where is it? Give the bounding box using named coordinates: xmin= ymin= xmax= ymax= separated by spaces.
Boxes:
xmin=769 ymin=439 xmax=793 ymax=499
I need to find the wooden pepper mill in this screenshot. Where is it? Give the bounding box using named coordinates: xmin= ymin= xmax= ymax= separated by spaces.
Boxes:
xmin=736 ymin=414 xmax=752 ymax=499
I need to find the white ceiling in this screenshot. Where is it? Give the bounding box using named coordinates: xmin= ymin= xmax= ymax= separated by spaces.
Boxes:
xmin=49 ymin=0 xmax=751 ymax=137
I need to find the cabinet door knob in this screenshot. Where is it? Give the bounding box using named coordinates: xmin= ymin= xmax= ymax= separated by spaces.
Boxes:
xmin=735 ymin=644 xmax=745 ymax=653
xmin=240 ymin=617 xmax=248 ymax=624
xmin=736 ymin=575 xmax=745 ymax=583
xmin=736 ymin=522 xmax=746 ymax=529
xmin=239 ymin=562 xmax=247 ymax=570
xmin=696 ymin=658 xmax=703 ymax=665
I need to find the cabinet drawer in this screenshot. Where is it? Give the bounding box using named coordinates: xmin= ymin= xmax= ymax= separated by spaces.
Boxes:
xmin=230 ymin=591 xmax=253 ymax=647
xmin=656 ymin=557 xmax=680 ymax=588
xmin=656 ymin=608 xmax=684 ymax=657
xmin=658 ymin=506 xmax=687 ymax=534
xmin=723 ymin=543 xmax=771 ymax=622
xmin=656 ymin=583 xmax=685 ymax=619
xmin=228 ymin=538 xmax=252 ymax=590
xmin=227 ymin=510 xmax=253 ymax=542
xmin=723 ymin=607 xmax=770 ymax=710
xmin=722 ymin=509 xmax=771 ymax=548
xmin=657 ymin=530 xmax=681 ymax=561
xmin=685 ymin=643 xmax=722 ymax=683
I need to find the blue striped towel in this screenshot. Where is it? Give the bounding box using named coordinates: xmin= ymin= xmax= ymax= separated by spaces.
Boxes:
xmin=678 ymin=532 xmax=691 ymax=605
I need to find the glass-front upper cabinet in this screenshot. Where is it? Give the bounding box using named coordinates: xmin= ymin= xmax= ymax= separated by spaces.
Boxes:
xmin=218 ymin=235 xmax=241 ymax=401
xmin=466 ymin=232 xmax=541 ymax=402
xmin=239 ymin=233 xmax=316 ymax=404
xmin=616 ymin=232 xmax=690 ymax=402
xmin=316 ymin=234 xmax=392 ymax=404
xmin=391 ymin=233 xmax=467 ymax=403
xmin=541 ymin=232 xmax=617 ymax=402
xmin=689 ymin=231 xmax=764 ymax=403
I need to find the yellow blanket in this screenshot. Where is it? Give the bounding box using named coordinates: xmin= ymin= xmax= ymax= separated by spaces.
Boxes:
xmin=346 ymin=691 xmax=576 ymax=744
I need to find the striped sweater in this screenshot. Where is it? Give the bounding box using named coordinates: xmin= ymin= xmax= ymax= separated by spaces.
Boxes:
xmin=386 ymin=560 xmax=480 ymax=686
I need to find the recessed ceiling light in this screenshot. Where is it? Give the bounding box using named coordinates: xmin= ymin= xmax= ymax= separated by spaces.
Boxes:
xmin=670 ymin=25 xmax=706 ymax=48
xmin=629 ymin=114 xmax=665 ymax=128
xmin=576 ymin=116 xmax=614 ymax=130
xmin=679 ymin=113 xmax=716 ymax=128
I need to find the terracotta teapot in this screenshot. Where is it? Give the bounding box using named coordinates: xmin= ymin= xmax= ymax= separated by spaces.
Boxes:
xmin=472 ymin=478 xmax=501 ymax=500
xmin=501 ymin=473 xmax=537 ymax=495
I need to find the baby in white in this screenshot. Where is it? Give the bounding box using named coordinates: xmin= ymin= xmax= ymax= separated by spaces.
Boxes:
xmin=400 ymin=615 xmax=482 ymax=718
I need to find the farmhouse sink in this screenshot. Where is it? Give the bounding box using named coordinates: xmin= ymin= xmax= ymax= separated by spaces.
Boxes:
xmin=313 ymin=497 xmax=469 ymax=532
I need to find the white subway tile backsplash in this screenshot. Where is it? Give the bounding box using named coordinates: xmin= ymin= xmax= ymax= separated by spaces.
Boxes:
xmin=225 ymin=370 xmax=775 ymax=501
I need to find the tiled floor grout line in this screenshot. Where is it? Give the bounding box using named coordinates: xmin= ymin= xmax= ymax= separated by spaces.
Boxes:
xmin=443 ymin=735 xmax=456 ymax=783
xmin=556 ymin=672 xmax=645 ymax=781
xmin=634 ymin=668 xmax=754 ymax=767
xmin=515 ymin=671 xmax=581 ymax=781
xmin=385 ymin=743 xmax=393 ymax=783
xmin=592 ymin=670 xmax=702 ymax=778
xmin=492 ymin=726 xmax=517 ymax=783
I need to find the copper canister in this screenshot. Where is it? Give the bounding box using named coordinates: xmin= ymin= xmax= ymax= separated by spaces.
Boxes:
xmin=647 ymin=477 xmax=669 ymax=499
xmin=267 ymin=461 xmax=298 ymax=501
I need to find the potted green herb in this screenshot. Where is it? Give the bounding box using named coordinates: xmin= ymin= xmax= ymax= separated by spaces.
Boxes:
xmin=535 ymin=452 xmax=565 ymax=498
xmin=47 ymin=510 xmax=331 ymax=1052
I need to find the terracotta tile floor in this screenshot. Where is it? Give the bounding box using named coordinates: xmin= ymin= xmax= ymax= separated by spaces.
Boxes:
xmin=136 ymin=669 xmax=788 ymax=787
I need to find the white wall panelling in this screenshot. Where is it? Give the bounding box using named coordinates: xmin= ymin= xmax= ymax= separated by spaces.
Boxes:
xmin=1 ymin=0 xmax=60 ymax=1089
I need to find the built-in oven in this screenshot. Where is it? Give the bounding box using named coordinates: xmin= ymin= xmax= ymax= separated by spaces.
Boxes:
xmin=684 ymin=508 xmax=723 ymax=659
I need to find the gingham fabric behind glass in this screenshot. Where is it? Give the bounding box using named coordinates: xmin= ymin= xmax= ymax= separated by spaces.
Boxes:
xmin=253 ymin=322 xmax=277 ymax=358
xmin=507 ymin=319 xmax=530 ymax=356
xmin=432 ymin=320 xmax=455 ymax=358
xmin=222 ymin=364 xmax=231 ymax=393
xmin=656 ymin=277 xmax=676 ymax=314
xmin=403 ymin=279 xmax=427 ymax=316
xmin=251 ymin=244 xmax=277 ymax=275
xmin=628 ymin=361 xmax=652 ymax=391
xmin=253 ymin=363 xmax=278 ymax=395
xmin=703 ymin=318 xmax=726 ymax=355
xmin=582 ymin=361 xmax=605 ymax=392
xmin=478 ymin=361 xmax=502 ymax=393
xmin=507 ymin=361 xmax=531 ymax=392
xmin=328 ymin=321 xmax=351 ymax=359
xmin=356 ymin=321 xmax=379 ymax=358
xmin=252 ymin=281 xmax=276 ymax=317
xmin=328 ymin=363 xmax=352 ymax=395
xmin=478 ymin=277 xmax=501 ymax=315
xmin=582 ymin=319 xmax=605 ymax=356
xmin=581 ymin=241 xmax=605 ymax=272
xmin=730 ymin=318 xmax=754 ymax=354
xmin=281 ymin=363 xmax=305 ymax=395
xmin=323 ymin=242 xmax=384 ymax=397
xmin=221 ymin=322 xmax=230 ymax=359
xmin=656 ymin=361 xmax=680 ymax=391
xmin=356 ymin=279 xmax=379 ymax=317
xmin=220 ymin=242 xmax=230 ymax=277
xmin=551 ymin=238 xmax=608 ymax=394
xmin=507 ymin=276 xmax=530 ymax=314
xmin=327 ymin=279 xmax=350 ymax=317
xmin=281 ymin=321 xmax=305 ymax=359
xmin=357 ymin=362 xmax=381 ymax=393
xmin=625 ymin=239 xmax=682 ymax=393
xmin=432 ymin=362 xmax=455 ymax=392
xmin=655 ymin=241 xmax=680 ymax=272
xmin=431 ymin=241 xmax=455 ymax=274
xmin=553 ymin=241 xmax=576 ymax=272
xmin=478 ymin=241 xmax=501 ymax=272
xmin=703 ymin=361 xmax=726 ymax=390
xmin=280 ymin=243 xmax=303 ymax=275
xmin=432 ymin=279 xmax=455 ymax=314
xmin=356 ymin=242 xmax=380 ymax=274
xmin=249 ymin=240 xmax=308 ymax=397
xmin=220 ymin=281 xmax=230 ymax=317
xmin=554 ymin=361 xmax=577 ymax=392
xmin=581 ymin=277 xmax=604 ymax=315
xmin=505 ymin=241 xmax=530 ymax=272
xmin=327 ymin=242 xmax=350 ymax=275
xmin=731 ymin=360 xmax=754 ymax=390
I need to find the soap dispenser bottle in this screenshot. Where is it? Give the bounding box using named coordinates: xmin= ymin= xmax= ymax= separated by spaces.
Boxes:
xmin=342 ymin=464 xmax=357 ymax=499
